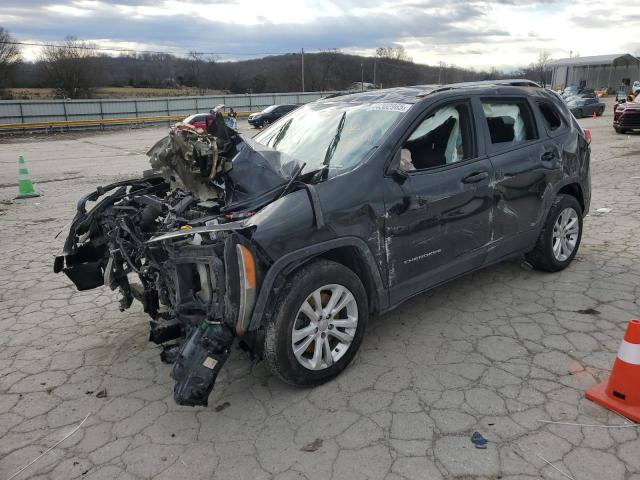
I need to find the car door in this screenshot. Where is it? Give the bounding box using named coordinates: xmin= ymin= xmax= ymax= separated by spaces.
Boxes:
xmin=270 ymin=106 xmax=285 ymax=121
xmin=478 ymin=96 xmax=563 ymax=261
xmin=382 ymin=98 xmax=494 ymax=305
xmin=584 ymin=98 xmax=600 ymax=115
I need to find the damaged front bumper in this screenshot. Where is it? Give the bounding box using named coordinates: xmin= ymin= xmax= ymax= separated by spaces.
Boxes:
xmin=55 ymin=185 xmax=262 ymax=406
xmin=54 ymin=123 xmax=271 ymax=407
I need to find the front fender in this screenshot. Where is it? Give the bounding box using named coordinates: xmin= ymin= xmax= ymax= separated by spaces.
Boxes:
xmin=246 ymin=237 xmax=388 ymax=331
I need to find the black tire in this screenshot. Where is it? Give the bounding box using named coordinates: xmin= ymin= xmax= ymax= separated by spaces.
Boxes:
xmin=264 ymin=259 xmax=368 ymax=386
xmin=526 ymin=194 xmax=583 ymax=272
xmin=597 ymin=108 xmax=604 ymax=116
xmin=614 ymin=127 xmax=627 ymax=134
xmin=574 ymin=109 xmax=583 ymax=119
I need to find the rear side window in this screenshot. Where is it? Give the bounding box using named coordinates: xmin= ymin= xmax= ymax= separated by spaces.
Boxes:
xmin=481 ymin=100 xmax=537 ymax=146
xmin=537 ymin=103 xmax=563 ymax=132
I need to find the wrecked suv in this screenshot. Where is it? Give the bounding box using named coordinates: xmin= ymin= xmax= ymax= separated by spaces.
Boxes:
xmin=55 ymin=80 xmax=591 ymax=406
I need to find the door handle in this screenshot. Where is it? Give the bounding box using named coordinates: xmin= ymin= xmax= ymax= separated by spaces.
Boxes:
xmin=541 ymin=151 xmax=556 ymax=161
xmin=461 ymin=171 xmax=489 ymax=184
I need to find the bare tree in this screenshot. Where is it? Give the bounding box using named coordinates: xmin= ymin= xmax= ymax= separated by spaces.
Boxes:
xmin=186 ymin=52 xmax=216 ymax=93
xmin=40 ymin=36 xmax=102 ymax=98
xmin=532 ymin=52 xmax=552 ymax=85
xmin=376 ymin=46 xmax=413 ymax=63
xmin=0 ymin=27 xmax=22 ymax=89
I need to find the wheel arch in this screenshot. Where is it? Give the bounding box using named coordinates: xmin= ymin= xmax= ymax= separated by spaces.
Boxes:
xmin=247 ymin=237 xmax=388 ymax=331
xmin=314 ymin=246 xmax=379 ymax=315
xmin=557 ymin=182 xmax=585 ymax=213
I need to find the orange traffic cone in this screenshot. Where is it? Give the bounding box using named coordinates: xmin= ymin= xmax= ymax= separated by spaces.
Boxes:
xmin=586 ymin=320 xmax=640 ymax=423
xmin=592 ymin=111 xmax=597 ymax=119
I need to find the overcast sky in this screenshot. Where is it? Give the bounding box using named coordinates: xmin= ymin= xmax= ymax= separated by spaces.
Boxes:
xmin=1 ymin=0 xmax=638 ymax=70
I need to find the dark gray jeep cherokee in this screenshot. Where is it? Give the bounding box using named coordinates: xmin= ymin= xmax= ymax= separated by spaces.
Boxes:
xmin=55 ymin=80 xmax=591 ymax=406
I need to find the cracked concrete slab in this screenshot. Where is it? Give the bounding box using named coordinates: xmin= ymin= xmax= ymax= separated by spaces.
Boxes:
xmin=1 ymin=107 xmax=640 ymax=479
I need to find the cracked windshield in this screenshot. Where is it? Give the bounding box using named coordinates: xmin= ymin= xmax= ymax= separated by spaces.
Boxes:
xmin=254 ymin=102 xmax=409 ymax=176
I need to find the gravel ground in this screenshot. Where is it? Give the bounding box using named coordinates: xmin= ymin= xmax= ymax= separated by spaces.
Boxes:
xmin=0 ymin=103 xmax=639 ymax=480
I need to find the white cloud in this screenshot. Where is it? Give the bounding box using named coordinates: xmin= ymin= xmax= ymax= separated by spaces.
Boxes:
xmin=2 ymin=0 xmax=638 ymax=68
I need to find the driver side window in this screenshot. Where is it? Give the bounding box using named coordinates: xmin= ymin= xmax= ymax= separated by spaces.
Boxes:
xmin=399 ymin=102 xmax=473 ymax=172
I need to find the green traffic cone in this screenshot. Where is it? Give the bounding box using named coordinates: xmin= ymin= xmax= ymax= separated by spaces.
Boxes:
xmin=16 ymin=155 xmax=40 ymax=199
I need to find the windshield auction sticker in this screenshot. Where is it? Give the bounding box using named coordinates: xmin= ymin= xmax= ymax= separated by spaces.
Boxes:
xmin=367 ymin=103 xmax=411 ymax=112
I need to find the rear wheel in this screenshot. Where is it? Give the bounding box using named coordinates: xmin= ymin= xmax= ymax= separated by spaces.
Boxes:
xmin=264 ymin=260 xmax=368 ymax=386
xmin=526 ymin=194 xmax=583 ymax=272
xmin=574 ymin=109 xmax=583 ymax=118
xmin=597 ymin=108 xmax=604 ymax=116
xmin=614 ymin=127 xmax=627 ymax=134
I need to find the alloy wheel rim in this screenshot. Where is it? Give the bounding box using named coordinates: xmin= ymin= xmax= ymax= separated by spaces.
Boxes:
xmin=552 ymin=207 xmax=579 ymax=262
xmin=291 ymin=284 xmax=358 ymax=371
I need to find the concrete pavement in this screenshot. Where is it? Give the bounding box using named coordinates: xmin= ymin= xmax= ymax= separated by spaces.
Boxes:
xmin=0 ymin=107 xmax=639 ymax=479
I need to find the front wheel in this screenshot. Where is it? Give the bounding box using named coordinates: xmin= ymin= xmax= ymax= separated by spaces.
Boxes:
xmin=525 ymin=194 xmax=583 ymax=272
xmin=574 ymin=109 xmax=583 ymax=119
xmin=264 ymin=259 xmax=368 ymax=386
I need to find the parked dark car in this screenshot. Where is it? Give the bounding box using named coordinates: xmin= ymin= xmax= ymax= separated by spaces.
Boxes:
xmin=613 ymin=100 xmax=640 ymax=133
xmin=561 ymin=86 xmax=594 ymax=99
xmin=55 ymin=80 xmax=591 ymax=407
xmin=248 ymin=104 xmax=298 ymax=128
xmin=566 ymin=97 xmax=605 ymax=118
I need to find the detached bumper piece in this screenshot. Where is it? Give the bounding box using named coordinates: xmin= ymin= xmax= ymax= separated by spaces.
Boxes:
xmin=171 ymin=321 xmax=235 ymax=406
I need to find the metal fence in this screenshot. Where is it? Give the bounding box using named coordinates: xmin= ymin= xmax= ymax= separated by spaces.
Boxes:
xmin=0 ymin=91 xmax=341 ymax=126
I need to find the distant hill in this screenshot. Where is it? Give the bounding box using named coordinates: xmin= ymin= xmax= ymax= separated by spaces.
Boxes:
xmin=8 ymin=51 xmax=517 ymax=98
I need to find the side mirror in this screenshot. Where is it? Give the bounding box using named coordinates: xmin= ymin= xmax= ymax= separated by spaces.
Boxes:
xmin=388 ymin=149 xmax=408 ymax=183
xmin=392 ymin=169 xmax=409 ymax=183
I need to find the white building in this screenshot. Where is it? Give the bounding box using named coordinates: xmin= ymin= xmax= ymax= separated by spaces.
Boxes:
xmin=549 ymin=54 xmax=640 ymax=91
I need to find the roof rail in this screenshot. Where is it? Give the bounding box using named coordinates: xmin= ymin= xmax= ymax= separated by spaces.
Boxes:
xmin=417 ymin=79 xmax=542 ymax=97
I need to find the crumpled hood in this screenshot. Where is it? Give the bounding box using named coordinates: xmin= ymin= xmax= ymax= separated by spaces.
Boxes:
xmin=147 ymin=125 xmax=304 ymax=212
xmin=224 ymin=136 xmax=302 ymax=209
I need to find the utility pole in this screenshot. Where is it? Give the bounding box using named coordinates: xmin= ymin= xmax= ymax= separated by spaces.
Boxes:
xmin=373 ymin=59 xmax=377 ymax=88
xmin=301 ymin=48 xmax=305 ymax=92
xmin=361 ymin=62 xmax=364 ymax=91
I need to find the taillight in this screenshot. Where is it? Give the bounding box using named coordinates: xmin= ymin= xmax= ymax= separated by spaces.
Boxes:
xmin=584 ymin=128 xmax=592 ymax=144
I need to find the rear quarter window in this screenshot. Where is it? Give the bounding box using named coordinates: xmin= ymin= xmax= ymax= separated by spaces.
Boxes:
xmin=537 ymin=102 xmax=564 ymax=132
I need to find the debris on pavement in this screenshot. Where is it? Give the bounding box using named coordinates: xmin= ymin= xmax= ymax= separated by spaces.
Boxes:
xmin=301 ymin=438 xmax=323 ymax=452
xmin=470 ymin=431 xmax=488 ymax=449
xmin=214 ymin=401 xmax=231 ymax=412
xmin=536 ymin=453 xmax=576 ymax=480
xmin=95 ymin=389 xmax=107 ymax=398
xmin=537 ymin=419 xmax=640 ymax=428
xmin=575 ymin=308 xmax=600 ymax=315
xmin=595 ymin=207 xmax=612 ymax=213
xmin=6 ymin=413 xmax=91 ymax=480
